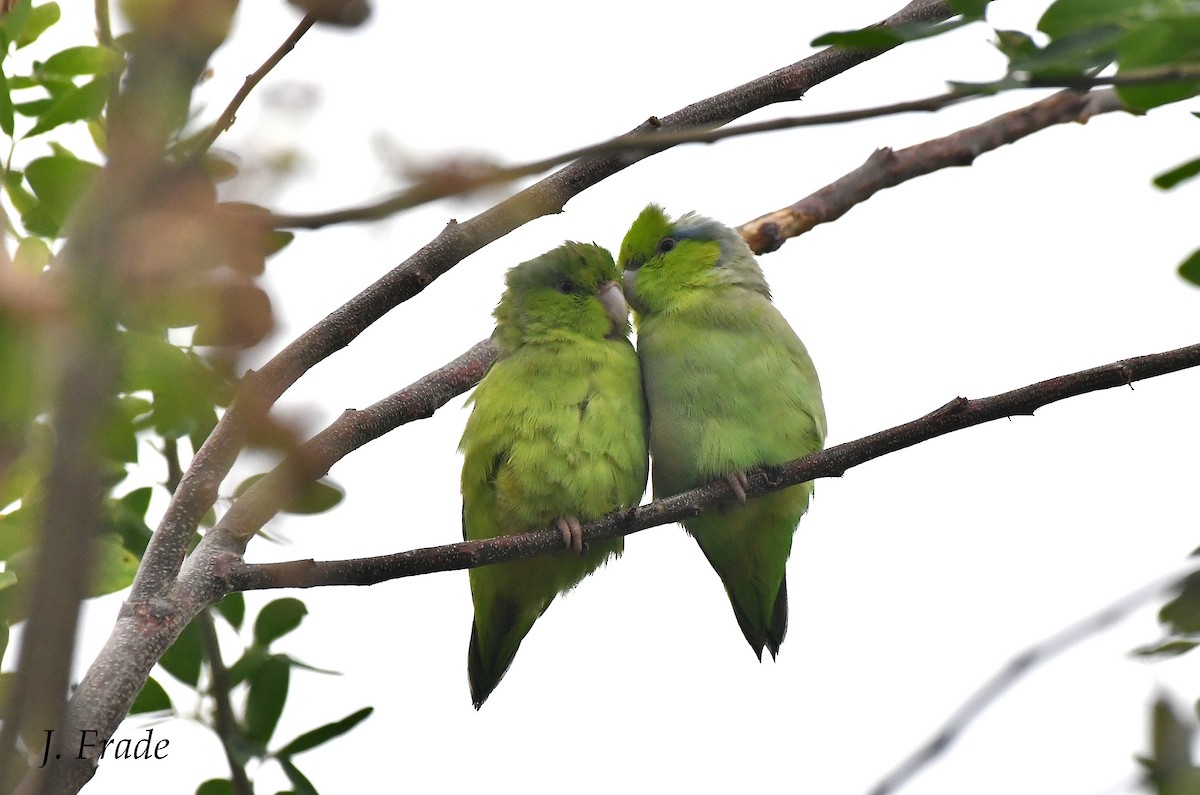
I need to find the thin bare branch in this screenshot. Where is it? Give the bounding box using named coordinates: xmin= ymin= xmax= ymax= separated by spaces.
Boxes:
xmin=137 ymin=0 xmax=958 ymax=602
xmin=866 ymin=558 xmax=1200 ymax=795
xmin=739 ymin=88 xmax=1126 ymax=253
xmin=213 ymin=338 xmax=496 ymax=544
xmin=271 ymin=66 xmax=1200 ymax=232
xmin=271 ymin=90 xmax=979 ymax=231
xmin=226 ymin=341 xmax=1200 ymax=591
xmin=190 ymin=14 xmax=318 ymax=157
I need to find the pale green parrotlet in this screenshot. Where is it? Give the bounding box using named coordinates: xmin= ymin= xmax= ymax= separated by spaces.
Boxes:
xmin=460 ymin=241 xmax=648 ymax=708
xmin=619 ymin=205 xmax=826 ymax=660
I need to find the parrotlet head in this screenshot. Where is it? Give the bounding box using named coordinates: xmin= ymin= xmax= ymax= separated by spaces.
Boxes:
xmin=492 ymin=241 xmax=629 ymax=354
xmin=618 ymin=204 xmax=771 ymax=317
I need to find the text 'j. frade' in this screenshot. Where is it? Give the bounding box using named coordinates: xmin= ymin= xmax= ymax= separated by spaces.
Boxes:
xmin=38 ymin=728 xmax=169 ymax=768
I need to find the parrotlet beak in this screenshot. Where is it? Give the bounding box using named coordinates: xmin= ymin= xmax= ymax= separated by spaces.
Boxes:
xmin=597 ymin=279 xmax=628 ymax=337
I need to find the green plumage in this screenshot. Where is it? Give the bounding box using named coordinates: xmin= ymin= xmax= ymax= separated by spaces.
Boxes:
xmin=460 ymin=242 xmax=648 ymax=708
xmin=619 ymin=205 xmax=826 ymax=660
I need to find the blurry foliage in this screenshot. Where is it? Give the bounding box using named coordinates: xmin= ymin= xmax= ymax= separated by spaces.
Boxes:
xmin=818 ymin=0 xmax=1200 ymax=287
xmin=0 ymin=0 xmax=357 ymax=790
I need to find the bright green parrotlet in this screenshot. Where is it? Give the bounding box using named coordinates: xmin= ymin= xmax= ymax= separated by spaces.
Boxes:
xmin=619 ymin=204 xmax=826 ymax=660
xmin=460 ymin=241 xmax=648 ymax=708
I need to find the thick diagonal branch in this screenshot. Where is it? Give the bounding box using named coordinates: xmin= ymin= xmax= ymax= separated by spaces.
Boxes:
xmin=136 ymin=0 xmax=958 ymax=600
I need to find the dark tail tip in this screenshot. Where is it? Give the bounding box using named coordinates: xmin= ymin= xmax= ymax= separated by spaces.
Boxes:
xmin=468 ymin=621 xmax=499 ymax=709
xmin=765 ymin=576 xmax=789 ymax=660
xmin=732 ymin=575 xmax=789 ymax=661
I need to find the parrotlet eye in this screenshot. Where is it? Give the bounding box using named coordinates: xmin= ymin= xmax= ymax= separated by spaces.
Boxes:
xmin=555 ymin=277 xmax=575 ymax=294
xmin=657 ymin=237 xmax=676 ymax=254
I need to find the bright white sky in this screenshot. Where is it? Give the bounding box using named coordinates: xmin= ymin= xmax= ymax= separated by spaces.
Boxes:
xmin=14 ymin=1 xmax=1200 ymax=793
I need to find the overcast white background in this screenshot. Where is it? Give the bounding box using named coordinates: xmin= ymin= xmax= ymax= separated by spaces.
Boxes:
xmin=10 ymin=1 xmax=1200 ymax=793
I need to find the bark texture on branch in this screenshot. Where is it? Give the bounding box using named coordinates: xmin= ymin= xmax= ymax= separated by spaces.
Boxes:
xmin=227 ymin=342 xmax=1200 ymax=591
xmin=739 ymin=88 xmax=1127 ymax=254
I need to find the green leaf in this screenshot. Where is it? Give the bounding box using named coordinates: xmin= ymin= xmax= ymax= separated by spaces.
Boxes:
xmin=215 ymin=591 xmax=245 ymax=630
xmin=121 ymin=333 xmax=229 ymax=439
xmin=110 ymin=486 xmax=153 ymax=558
xmin=87 ymin=118 xmax=107 ymax=153
xmin=244 ymin=655 xmax=290 ymax=745
xmin=24 ymin=155 xmax=100 ymax=228
xmin=253 ymin=598 xmax=307 ymax=647
xmin=13 ymin=98 xmax=53 ymax=117
xmin=813 ymin=19 xmax=970 ymax=49
xmin=159 ymin=618 xmax=203 ymax=687
xmin=278 ymin=758 xmax=318 ymax=795
xmin=282 ymin=480 xmax=344 ymax=516
xmin=0 ymin=69 xmax=13 ymax=137
xmin=4 ymin=170 xmax=37 ymax=217
xmin=1132 ymin=637 xmax=1200 ymax=658
xmin=88 ymin=534 xmax=140 ymax=597
xmin=948 ymin=0 xmax=989 ymax=17
xmin=196 ymin=779 xmax=235 ymax=795
xmin=40 ymin=45 xmax=123 ymax=77
xmin=234 ymin=475 xmax=345 ymax=516
xmin=1008 ymin=26 xmax=1122 ymax=80
xmin=1178 ymin=247 xmax=1200 ymax=287
xmin=1116 ymin=17 xmax=1200 ymax=111
xmin=203 ymin=152 xmax=239 ymax=183
xmin=12 ymin=237 xmax=50 ymax=275
xmin=226 ymin=646 xmax=268 ymax=689
xmin=99 ymin=399 xmax=139 ymax=465
xmin=276 ymin=707 xmax=373 ymax=757
xmin=14 ymin=2 xmax=59 ymax=49
xmin=0 ymin=0 xmax=33 ymax=45
xmin=812 ymin=27 xmax=904 ymax=49
xmin=0 ymin=509 xmax=37 ymax=561
xmin=1039 ymin=0 xmax=1146 ymax=39
xmin=129 ymin=675 xmax=172 ymax=714
xmin=24 ymin=75 xmax=109 ymax=137
xmin=1147 ymin=694 xmax=1200 ymax=790
xmin=273 ymin=654 xmax=338 ymax=676
xmin=266 ymin=231 xmax=294 ymax=257
xmin=0 ymin=672 xmax=15 ymax=707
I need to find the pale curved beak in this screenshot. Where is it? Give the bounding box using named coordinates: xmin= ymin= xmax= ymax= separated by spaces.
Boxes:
xmin=597 ymin=279 xmax=628 ymax=335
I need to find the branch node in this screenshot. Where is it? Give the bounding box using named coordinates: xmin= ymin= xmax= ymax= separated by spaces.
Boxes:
xmin=925 ymin=396 xmax=969 ymax=421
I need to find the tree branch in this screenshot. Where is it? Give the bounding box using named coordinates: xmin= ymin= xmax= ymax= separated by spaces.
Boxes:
xmin=196 ymin=611 xmax=253 ymax=795
xmin=739 ymin=88 xmax=1126 ymax=254
xmin=189 ymin=14 xmax=318 ymax=158
xmin=271 ymin=90 xmax=981 ymax=231
xmin=212 ymin=338 xmax=496 ymax=545
xmin=207 ymin=84 xmax=1137 ymax=558
xmin=226 ymin=341 xmax=1200 ymax=591
xmin=136 ymin=0 xmax=958 ymax=602
xmin=865 ymin=557 xmax=1200 ymax=795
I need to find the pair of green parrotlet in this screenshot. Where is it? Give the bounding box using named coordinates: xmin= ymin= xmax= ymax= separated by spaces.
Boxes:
xmin=459 ymin=204 xmax=827 ymax=708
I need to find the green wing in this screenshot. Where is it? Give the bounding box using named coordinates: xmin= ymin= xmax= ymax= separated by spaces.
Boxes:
xmin=461 ymin=337 xmax=647 ymax=706
xmin=639 ymin=288 xmax=824 ymax=659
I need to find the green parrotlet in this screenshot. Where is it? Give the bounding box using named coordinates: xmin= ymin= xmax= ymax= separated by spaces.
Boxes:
xmin=460 ymin=241 xmax=648 ymax=708
xmin=619 ymin=204 xmax=826 ymax=660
